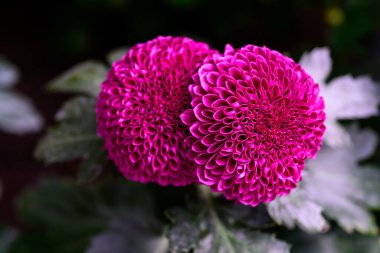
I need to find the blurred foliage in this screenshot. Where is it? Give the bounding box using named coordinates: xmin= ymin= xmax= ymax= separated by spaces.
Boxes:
xmin=283 ymin=228 xmax=380 ymax=253
xmin=3 ymin=176 xmax=289 ymax=253
xmin=0 ymin=58 xmax=43 ymax=135
xmin=47 ymin=61 xmax=107 ymax=96
xmin=35 ymin=97 xmax=102 ymax=164
xmin=6 ymin=179 xmax=162 ymax=253
xmin=326 ymin=0 xmax=379 ymax=77
xmin=0 ymin=228 xmax=18 ymax=253
xmin=35 ymin=60 xmax=109 ymax=183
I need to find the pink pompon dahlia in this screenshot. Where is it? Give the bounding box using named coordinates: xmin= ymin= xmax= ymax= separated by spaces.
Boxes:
xmin=97 ymin=36 xmax=216 ymax=186
xmin=181 ymin=44 xmax=326 ymax=206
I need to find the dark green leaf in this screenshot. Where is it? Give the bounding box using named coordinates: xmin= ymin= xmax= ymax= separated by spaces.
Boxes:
xmin=289 ymin=230 xmax=380 ymax=253
xmin=86 ymin=209 xmax=166 ymax=253
xmin=86 ymin=231 xmax=168 ymax=253
xmin=47 ymin=61 xmax=107 ymax=97
xmin=11 ymin=179 xmax=161 ymax=253
xmin=77 ymin=149 xmax=108 ymax=184
xmin=166 ymin=208 xmax=202 ymax=252
xmin=218 ymin=203 xmax=274 ymax=229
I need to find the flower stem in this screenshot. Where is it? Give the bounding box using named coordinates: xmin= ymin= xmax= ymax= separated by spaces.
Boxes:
xmin=196 ymin=185 xmax=236 ymax=253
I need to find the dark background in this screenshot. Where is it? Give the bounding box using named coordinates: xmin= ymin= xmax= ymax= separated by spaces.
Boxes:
xmin=1 ymin=0 xmax=380 ymax=225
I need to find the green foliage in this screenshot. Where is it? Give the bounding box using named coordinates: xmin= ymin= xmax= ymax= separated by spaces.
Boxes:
xmin=47 ymin=61 xmax=108 ymax=97
xmin=35 ymin=97 xmax=102 ymax=164
xmin=77 ymin=149 xmax=108 ymax=184
xmin=36 ymin=59 xmax=110 ymax=183
xmin=8 ymin=179 xmax=161 ymax=253
xmin=166 ymin=188 xmax=290 ymax=253
xmin=6 ymin=177 xmax=380 ymax=253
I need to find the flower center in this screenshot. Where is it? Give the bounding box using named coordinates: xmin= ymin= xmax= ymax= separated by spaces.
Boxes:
xmin=232 ymin=98 xmax=306 ymax=158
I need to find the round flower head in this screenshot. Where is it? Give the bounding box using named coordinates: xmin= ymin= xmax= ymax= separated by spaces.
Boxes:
xmin=97 ymin=36 xmax=216 ymax=186
xmin=181 ymin=45 xmax=326 ymax=206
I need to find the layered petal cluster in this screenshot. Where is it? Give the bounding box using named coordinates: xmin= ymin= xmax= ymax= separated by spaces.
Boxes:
xmin=181 ymin=45 xmax=326 ymax=206
xmin=97 ymin=36 xmax=216 ymax=186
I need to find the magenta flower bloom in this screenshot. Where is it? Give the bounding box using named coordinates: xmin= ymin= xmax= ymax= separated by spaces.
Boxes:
xmin=97 ymin=36 xmax=216 ymax=186
xmin=181 ymin=45 xmax=326 ymax=206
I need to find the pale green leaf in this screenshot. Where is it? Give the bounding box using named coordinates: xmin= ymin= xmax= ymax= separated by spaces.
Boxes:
xmin=268 ymin=126 xmax=380 ymax=234
xmin=47 ymin=61 xmax=108 ymax=97
xmin=267 ymin=187 xmax=329 ymax=233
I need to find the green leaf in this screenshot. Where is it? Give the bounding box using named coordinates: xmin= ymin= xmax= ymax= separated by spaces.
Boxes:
xmin=196 ymin=211 xmax=289 ymax=253
xmin=268 ymin=126 xmax=380 ymax=234
xmin=54 ymin=95 xmax=97 ymax=122
xmin=167 ymin=189 xmax=290 ymax=253
xmin=218 ymin=203 xmax=274 ymax=230
xmin=106 ymin=47 xmax=129 ymax=65
xmin=77 ymin=149 xmax=108 ymax=184
xmin=11 ymin=179 xmax=161 ymax=253
xmin=0 ymin=227 xmax=18 ymax=253
xmin=166 ymin=207 xmax=202 ymax=252
xmin=267 ymin=186 xmax=329 ymax=233
xmin=12 ymin=180 xmax=105 ymax=253
xmin=47 ymin=61 xmax=108 ymax=97
xmin=35 ymin=97 xmax=101 ymax=164
xmin=86 ymin=213 xmax=166 ymax=253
